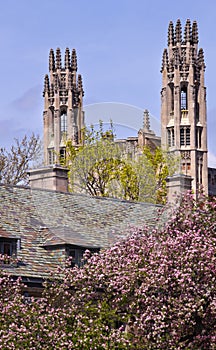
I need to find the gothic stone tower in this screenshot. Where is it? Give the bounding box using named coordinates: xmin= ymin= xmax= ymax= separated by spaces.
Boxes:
xmin=161 ymin=19 xmax=208 ymax=195
xmin=43 ymin=48 xmax=84 ymax=165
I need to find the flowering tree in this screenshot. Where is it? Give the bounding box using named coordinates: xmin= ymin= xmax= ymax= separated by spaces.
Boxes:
xmin=0 ymin=193 xmax=215 ymax=349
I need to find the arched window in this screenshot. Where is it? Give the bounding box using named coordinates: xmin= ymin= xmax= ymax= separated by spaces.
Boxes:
xmin=181 ymin=86 xmax=187 ymax=110
xmin=60 ymin=112 xmax=67 ymax=136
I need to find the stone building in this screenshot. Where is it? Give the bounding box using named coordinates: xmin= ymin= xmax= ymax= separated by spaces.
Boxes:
xmin=161 ymin=19 xmax=208 ymax=195
xmin=43 ymin=48 xmax=84 ymax=166
xmin=1 ymin=18 xmax=216 ymax=296
xmin=115 ymin=109 xmax=161 ymax=159
xmin=41 ymin=20 xmax=211 ymax=197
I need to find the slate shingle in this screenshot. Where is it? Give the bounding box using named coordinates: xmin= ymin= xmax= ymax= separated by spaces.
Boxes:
xmin=0 ymin=184 xmax=164 ymax=279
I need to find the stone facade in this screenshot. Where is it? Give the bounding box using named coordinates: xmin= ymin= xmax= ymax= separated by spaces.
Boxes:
xmin=43 ymin=48 xmax=84 ymax=166
xmin=161 ymin=19 xmax=208 ymax=196
xmin=39 ymin=20 xmax=215 ymax=198
xmin=115 ymin=109 xmax=161 ymax=159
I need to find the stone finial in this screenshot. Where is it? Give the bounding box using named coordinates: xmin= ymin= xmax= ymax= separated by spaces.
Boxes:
xmin=43 ymin=74 xmax=50 ymax=95
xmin=49 ymin=49 xmax=55 ymax=72
xmin=77 ymin=74 xmax=84 ymax=96
xmin=65 ymin=48 xmax=70 ymax=69
xmin=175 ymin=19 xmax=182 ymax=43
xmin=192 ymin=21 xmax=198 ymax=44
xmin=71 ymin=49 xmax=77 ymax=71
xmin=184 ymin=19 xmax=191 ymax=43
xmin=143 ymin=109 xmax=150 ymax=131
xmin=56 ymin=48 xmax=62 ymax=70
xmin=168 ymin=21 xmax=174 ymax=46
xmin=198 ymin=48 xmax=205 ymax=68
xmin=161 ymin=49 xmax=168 ymax=71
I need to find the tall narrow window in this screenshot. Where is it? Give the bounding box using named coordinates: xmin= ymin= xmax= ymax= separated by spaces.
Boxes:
xmin=50 ymin=108 xmax=54 ymax=134
xmin=181 ymin=86 xmax=187 ymax=110
xmin=169 ymin=83 xmax=174 ymax=114
xmin=172 ymin=128 xmax=175 ymax=146
xmin=196 ymin=128 xmax=202 ymax=149
xmin=48 ymin=148 xmax=55 ymax=165
xmin=60 ymin=112 xmax=67 ymax=137
xmin=167 ymin=127 xmax=175 ymax=147
xmin=171 ymin=85 xmax=174 ymax=112
xmin=181 ymin=161 xmax=191 ymax=174
xmin=180 ymin=127 xmax=190 ymax=146
xmin=180 ymin=128 xmax=184 ymax=146
xmin=199 ymin=164 xmax=203 ymax=184
xmin=168 ymin=129 xmax=171 ymax=147
xmin=186 ymin=128 xmax=190 ymax=145
xmin=59 ymin=148 xmax=66 ymax=164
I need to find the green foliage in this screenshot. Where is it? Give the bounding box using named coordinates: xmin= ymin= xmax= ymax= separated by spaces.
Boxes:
xmin=62 ymin=122 xmax=178 ymax=204
xmin=139 ymin=146 xmax=178 ymax=204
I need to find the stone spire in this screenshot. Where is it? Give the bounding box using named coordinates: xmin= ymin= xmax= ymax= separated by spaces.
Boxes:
xmin=184 ymin=19 xmax=191 ymax=43
xmin=43 ymin=47 xmax=85 ymax=166
xmin=77 ymin=74 xmax=84 ymax=96
xmin=161 ymin=19 xmax=208 ymax=196
xmin=64 ymin=48 xmax=70 ymax=69
xmin=175 ymin=19 xmax=182 ymax=43
xmin=168 ymin=21 xmax=174 ymax=46
xmin=71 ymin=49 xmax=77 ymax=71
xmin=49 ymin=49 xmax=55 ymax=72
xmin=143 ymin=109 xmax=150 ymax=131
xmin=56 ymin=48 xmax=62 ymax=70
xmin=43 ymin=74 xmax=49 ymax=95
xmin=198 ymin=48 xmax=205 ymax=68
xmin=161 ymin=49 xmax=168 ymax=71
xmin=192 ymin=21 xmax=198 ymax=44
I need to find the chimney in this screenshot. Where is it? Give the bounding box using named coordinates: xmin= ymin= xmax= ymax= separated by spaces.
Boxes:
xmin=166 ymin=174 xmax=192 ymax=203
xmin=28 ymin=165 xmax=69 ymax=193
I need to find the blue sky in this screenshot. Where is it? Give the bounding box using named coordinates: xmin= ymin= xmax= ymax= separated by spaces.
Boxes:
xmin=0 ymin=0 xmax=215 ymax=165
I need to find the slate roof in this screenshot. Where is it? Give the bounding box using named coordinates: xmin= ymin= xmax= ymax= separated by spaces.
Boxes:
xmin=0 ymin=184 xmax=164 ymax=279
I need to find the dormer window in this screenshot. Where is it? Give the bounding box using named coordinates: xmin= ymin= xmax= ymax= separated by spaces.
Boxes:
xmin=66 ymin=245 xmax=99 ymax=268
xmin=67 ymin=246 xmax=86 ymax=268
xmin=0 ymin=238 xmax=18 ymax=265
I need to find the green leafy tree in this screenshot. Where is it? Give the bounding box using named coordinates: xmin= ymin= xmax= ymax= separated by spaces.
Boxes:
xmin=62 ymin=123 xmax=177 ymax=204
xmin=135 ymin=146 xmax=178 ymax=204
